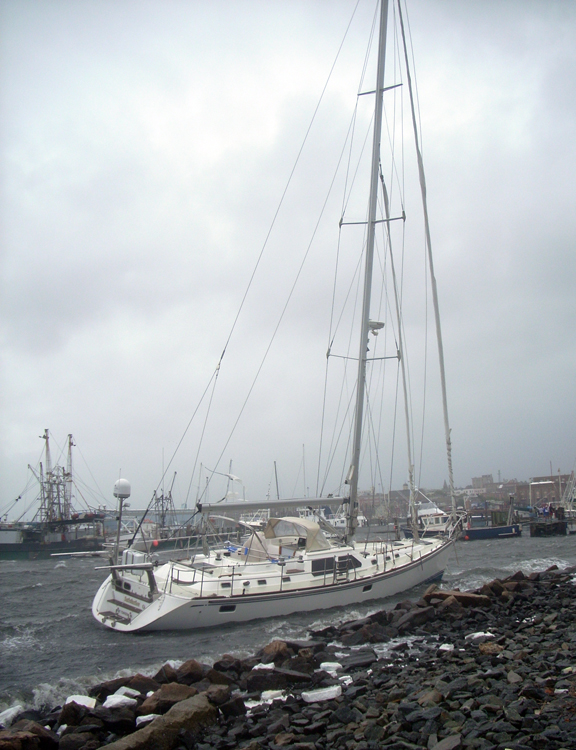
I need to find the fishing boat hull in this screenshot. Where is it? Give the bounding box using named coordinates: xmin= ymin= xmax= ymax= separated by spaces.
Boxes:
xmin=461 ymin=524 xmax=521 ymax=541
xmin=0 ymin=526 xmax=105 ymax=561
xmin=0 ymin=539 xmax=105 ymax=561
xmin=92 ymin=538 xmax=452 ymax=632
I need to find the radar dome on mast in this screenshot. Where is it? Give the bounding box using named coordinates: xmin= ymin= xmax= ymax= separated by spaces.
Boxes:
xmin=113 ymin=478 xmax=131 ymax=499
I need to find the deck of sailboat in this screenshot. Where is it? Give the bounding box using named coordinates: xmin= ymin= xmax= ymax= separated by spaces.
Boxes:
xmin=93 ymin=526 xmax=450 ymax=631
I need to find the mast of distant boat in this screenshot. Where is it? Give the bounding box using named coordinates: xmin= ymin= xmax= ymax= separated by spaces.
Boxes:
xmin=345 ymin=0 xmax=389 ymax=541
xmin=42 ymin=428 xmax=53 ymax=522
xmin=65 ymin=434 xmax=74 ymax=521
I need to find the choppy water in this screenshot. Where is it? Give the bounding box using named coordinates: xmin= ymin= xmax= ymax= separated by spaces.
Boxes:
xmin=1 ymin=534 xmax=575 ymax=712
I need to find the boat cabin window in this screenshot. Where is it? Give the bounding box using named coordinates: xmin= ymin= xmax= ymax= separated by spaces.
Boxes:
xmin=311 ymin=554 xmax=361 ymax=576
xmin=312 ymin=557 xmax=335 ymax=576
xmin=257 ymin=579 xmax=267 ymax=586
xmin=340 ymin=554 xmax=361 ymax=569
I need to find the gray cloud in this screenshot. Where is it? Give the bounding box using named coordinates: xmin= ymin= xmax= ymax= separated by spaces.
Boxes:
xmin=1 ymin=0 xmax=575 ymax=516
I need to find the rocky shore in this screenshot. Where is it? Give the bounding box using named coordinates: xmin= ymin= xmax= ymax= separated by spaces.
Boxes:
xmin=2 ymin=564 xmax=576 ymax=750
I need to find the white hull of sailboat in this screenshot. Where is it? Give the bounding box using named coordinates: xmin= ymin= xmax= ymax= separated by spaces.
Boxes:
xmin=92 ymin=538 xmax=451 ymax=632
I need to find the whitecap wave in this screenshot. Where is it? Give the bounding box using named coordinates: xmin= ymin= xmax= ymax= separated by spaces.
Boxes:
xmin=31 ymin=676 xmax=95 ymax=713
xmin=0 ymin=629 xmax=43 ymax=654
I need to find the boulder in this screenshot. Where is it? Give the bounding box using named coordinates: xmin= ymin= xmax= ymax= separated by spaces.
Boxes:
xmin=57 ymin=701 xmax=87 ymax=728
xmin=212 ymin=655 xmax=242 ymax=674
xmin=434 ymin=735 xmax=462 ymax=750
xmin=437 ymin=595 xmax=465 ymax=616
xmin=152 ymin=663 xmax=179 ymax=685
xmin=90 ymin=705 xmax=136 ymax=734
xmin=339 ymin=650 xmax=378 ymax=670
xmin=203 ymin=684 xmax=231 ymax=706
xmin=64 ymin=696 xmax=96 ymax=710
xmin=480 ymin=579 xmax=504 ymax=597
xmin=59 ymin=733 xmax=96 ymax=750
xmin=478 ymin=641 xmax=504 ymax=655
xmin=5 ymin=720 xmax=58 ymax=749
xmin=204 ymin=668 xmax=236 ymax=686
xmin=0 ymin=729 xmax=42 ymax=749
xmin=101 ymin=693 xmax=217 ymax=750
xmin=417 ymin=688 xmax=444 ymax=706
xmin=175 ymin=659 xmax=205 ymax=685
xmin=126 ymin=674 xmax=161 ymax=695
xmin=246 ymin=669 xmax=293 ymax=692
xmin=395 ymin=605 xmax=436 ymax=631
xmin=219 ymin=696 xmax=247 ymax=718
xmin=88 ymin=676 xmax=131 ymax=701
xmin=278 ymin=655 xmax=315 ymax=674
xmin=137 ymin=683 xmax=198 ymax=715
xmin=340 ymin=622 xmax=390 ymax=645
xmin=424 ymin=585 xmax=491 ymax=608
xmin=256 ymin=640 xmax=293 ymax=664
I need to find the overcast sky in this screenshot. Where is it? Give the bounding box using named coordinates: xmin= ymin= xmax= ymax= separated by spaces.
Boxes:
xmin=1 ymin=0 xmax=575 ymax=516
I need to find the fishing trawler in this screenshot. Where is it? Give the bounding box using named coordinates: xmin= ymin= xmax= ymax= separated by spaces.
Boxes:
xmin=0 ymin=430 xmax=106 ymax=560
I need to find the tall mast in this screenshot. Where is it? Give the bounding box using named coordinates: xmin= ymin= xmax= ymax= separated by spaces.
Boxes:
xmin=42 ymin=429 xmax=54 ymax=522
xmin=65 ymin=434 xmax=74 ymax=520
xmin=346 ymin=0 xmax=389 ymax=540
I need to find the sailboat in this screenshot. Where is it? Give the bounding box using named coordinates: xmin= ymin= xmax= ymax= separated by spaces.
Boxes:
xmin=92 ymin=0 xmax=455 ymax=633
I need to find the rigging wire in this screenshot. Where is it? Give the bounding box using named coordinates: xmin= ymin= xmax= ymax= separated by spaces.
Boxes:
xmin=127 ymin=367 xmax=220 ymax=545
xmin=320 ymin=0 xmax=450 ymax=522
xmin=73 ymin=443 xmax=109 ymax=506
xmin=151 ymin=0 xmax=366 ymax=508
xmin=317 ymin=2 xmax=384 ymax=500
xmin=397 ymin=0 xmax=457 ymax=511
